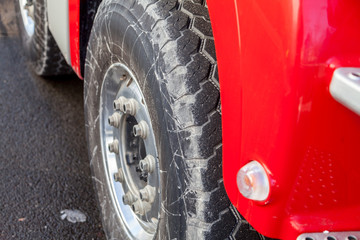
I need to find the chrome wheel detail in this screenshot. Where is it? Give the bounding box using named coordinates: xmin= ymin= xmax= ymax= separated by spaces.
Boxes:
xmin=114 ymin=169 xmax=124 ymax=183
xmin=100 ymin=63 xmax=160 ymax=239
xmin=123 ymin=98 xmax=138 ymax=115
xmin=108 ymin=139 xmax=119 ymax=154
xmin=132 ymin=200 xmax=152 ymax=216
xmin=123 ymin=191 xmax=138 ymax=206
xmin=139 ymin=185 xmax=156 ymax=203
xmin=108 ymin=112 xmax=121 ymax=128
xmin=133 ymin=121 xmax=149 ymax=139
xmin=139 ymin=155 xmax=156 ymax=173
xmin=19 ymin=0 xmax=34 ymax=37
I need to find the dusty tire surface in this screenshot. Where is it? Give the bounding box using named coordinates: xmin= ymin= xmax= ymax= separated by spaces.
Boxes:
xmin=85 ymin=0 xmax=266 ymax=239
xmin=15 ymin=0 xmax=73 ymax=76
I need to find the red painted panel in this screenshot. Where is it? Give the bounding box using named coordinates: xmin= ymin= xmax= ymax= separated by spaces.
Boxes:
xmin=68 ymin=0 xmax=81 ymax=78
xmin=208 ymin=0 xmax=360 ymax=239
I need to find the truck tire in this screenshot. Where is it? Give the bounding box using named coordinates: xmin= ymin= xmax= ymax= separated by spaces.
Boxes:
xmin=15 ymin=0 xmax=73 ymax=76
xmin=84 ymin=0 xmax=264 ymax=239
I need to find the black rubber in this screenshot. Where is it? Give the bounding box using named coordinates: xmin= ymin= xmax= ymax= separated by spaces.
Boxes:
xmin=84 ymin=0 xmax=267 ymax=239
xmin=15 ymin=0 xmax=73 ymax=76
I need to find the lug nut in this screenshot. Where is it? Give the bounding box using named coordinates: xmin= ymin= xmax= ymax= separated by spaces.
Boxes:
xmin=132 ymin=200 xmax=151 ymax=215
xmin=139 ymin=185 xmax=156 ymax=203
xmin=113 ymin=96 xmax=127 ymax=111
xmin=114 ymin=97 xmax=138 ymax=115
xmin=108 ymin=139 xmax=119 ymax=154
xmin=108 ymin=112 xmax=121 ymax=128
xmin=122 ymin=191 xmax=137 ymax=206
xmin=123 ymin=99 xmax=138 ymax=115
xmin=139 ymin=155 xmax=156 ymax=173
xmin=133 ymin=121 xmax=149 ymax=139
xmin=114 ymin=169 xmax=124 ymax=183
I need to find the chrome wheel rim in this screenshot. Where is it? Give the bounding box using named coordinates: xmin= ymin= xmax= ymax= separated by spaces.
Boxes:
xmin=19 ymin=0 xmax=35 ymax=37
xmin=100 ymin=63 xmax=160 ymax=239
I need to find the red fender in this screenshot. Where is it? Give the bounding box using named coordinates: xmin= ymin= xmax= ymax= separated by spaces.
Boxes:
xmin=69 ymin=0 xmax=81 ymax=78
xmin=208 ymin=0 xmax=360 ymax=239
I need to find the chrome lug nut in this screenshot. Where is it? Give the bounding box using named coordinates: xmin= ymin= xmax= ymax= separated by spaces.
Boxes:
xmin=139 ymin=155 xmax=156 ymax=173
xmin=113 ymin=96 xmax=127 ymax=111
xmin=133 ymin=121 xmax=149 ymax=139
xmin=114 ymin=169 xmax=124 ymax=183
xmin=139 ymin=185 xmax=156 ymax=203
xmin=108 ymin=112 xmax=121 ymax=128
xmin=108 ymin=139 xmax=119 ymax=154
xmin=123 ymin=191 xmax=137 ymax=206
xmin=123 ymin=98 xmax=138 ymax=115
xmin=132 ymin=200 xmax=151 ymax=215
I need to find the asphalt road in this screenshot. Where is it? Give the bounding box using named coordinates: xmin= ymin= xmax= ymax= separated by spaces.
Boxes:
xmin=0 ymin=0 xmax=105 ymax=239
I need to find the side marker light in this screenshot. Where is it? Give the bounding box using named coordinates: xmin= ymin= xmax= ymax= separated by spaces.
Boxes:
xmin=237 ymin=161 xmax=270 ymax=201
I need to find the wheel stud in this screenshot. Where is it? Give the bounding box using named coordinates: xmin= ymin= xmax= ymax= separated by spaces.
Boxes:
xmin=108 ymin=112 xmax=121 ymax=128
xmin=132 ymin=200 xmax=151 ymax=215
xmin=114 ymin=97 xmax=138 ymax=115
xmin=113 ymin=96 xmax=126 ymax=111
xmin=139 ymin=155 xmax=156 ymax=173
xmin=133 ymin=121 xmax=149 ymax=139
xmin=139 ymin=185 xmax=156 ymax=203
xmin=122 ymin=191 xmax=137 ymax=206
xmin=114 ymin=169 xmax=124 ymax=183
xmin=123 ymin=99 xmax=138 ymax=115
xmin=108 ymin=139 xmax=119 ymax=154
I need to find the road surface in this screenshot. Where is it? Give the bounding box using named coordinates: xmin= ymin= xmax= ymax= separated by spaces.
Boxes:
xmin=0 ymin=0 xmax=105 ymax=238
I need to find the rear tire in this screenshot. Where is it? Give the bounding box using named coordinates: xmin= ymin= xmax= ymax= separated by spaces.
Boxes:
xmin=15 ymin=0 xmax=73 ymax=76
xmin=85 ymin=0 xmax=266 ymax=239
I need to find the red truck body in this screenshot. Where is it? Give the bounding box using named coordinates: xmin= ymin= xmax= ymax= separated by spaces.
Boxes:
xmin=69 ymin=0 xmax=81 ymax=78
xmin=67 ymin=0 xmax=360 ymax=238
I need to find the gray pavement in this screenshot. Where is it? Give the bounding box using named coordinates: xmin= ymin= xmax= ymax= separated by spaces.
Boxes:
xmin=0 ymin=0 xmax=105 ymax=239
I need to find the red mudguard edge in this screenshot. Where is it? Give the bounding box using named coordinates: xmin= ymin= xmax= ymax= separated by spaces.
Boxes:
xmin=69 ymin=0 xmax=81 ymax=78
xmin=208 ymin=0 xmax=360 ymax=239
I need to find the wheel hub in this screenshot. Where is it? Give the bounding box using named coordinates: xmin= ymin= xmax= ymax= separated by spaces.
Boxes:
xmin=100 ymin=63 xmax=160 ymax=239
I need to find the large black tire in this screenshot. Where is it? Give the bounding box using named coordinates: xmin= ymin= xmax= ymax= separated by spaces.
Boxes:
xmin=15 ymin=0 xmax=73 ymax=76
xmin=84 ymin=0 xmax=265 ymax=239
